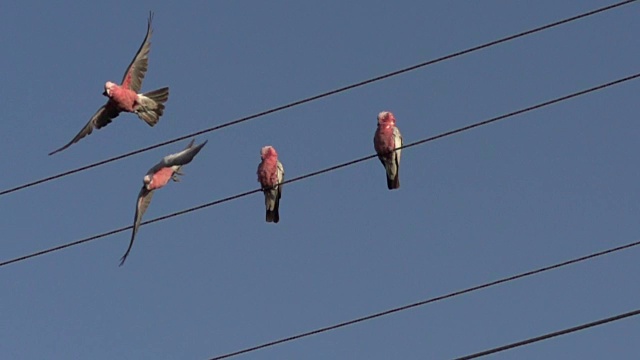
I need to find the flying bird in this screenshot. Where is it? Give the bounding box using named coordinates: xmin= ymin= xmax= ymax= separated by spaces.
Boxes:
xmin=120 ymin=139 xmax=207 ymax=266
xmin=373 ymin=111 xmax=403 ymax=190
xmin=257 ymin=146 xmax=284 ymax=223
xmin=50 ymin=12 xmax=169 ymax=155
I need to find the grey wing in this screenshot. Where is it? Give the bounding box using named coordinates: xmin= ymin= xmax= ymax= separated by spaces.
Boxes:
xmin=163 ymin=140 xmax=208 ymax=167
xmin=49 ymin=102 xmax=120 ymax=155
xmin=276 ymin=160 xmax=285 ymax=197
xmin=393 ymin=126 xmax=402 ymax=163
xmin=120 ymin=186 xmax=154 ymax=266
xmin=183 ymin=138 xmax=196 ymax=150
xmin=373 ymin=128 xmax=386 ymax=166
xmin=121 ymin=12 xmax=153 ymax=93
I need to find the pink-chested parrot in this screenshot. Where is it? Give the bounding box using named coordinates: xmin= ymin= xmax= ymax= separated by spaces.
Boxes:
xmin=50 ymin=12 xmax=169 ymax=156
xmin=119 ymin=139 xmax=207 ymax=266
xmin=373 ymin=111 xmax=403 ymax=190
xmin=257 ymin=146 xmax=284 ymax=223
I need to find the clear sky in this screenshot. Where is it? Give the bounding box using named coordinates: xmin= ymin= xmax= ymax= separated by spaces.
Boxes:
xmin=1 ymin=1 xmax=639 ymax=359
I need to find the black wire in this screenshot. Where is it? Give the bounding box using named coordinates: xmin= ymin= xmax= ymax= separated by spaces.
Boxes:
xmin=0 ymin=0 xmax=635 ymax=198
xmin=454 ymin=308 xmax=640 ymax=359
xmin=0 ymin=188 xmax=262 ymax=268
xmin=205 ymin=240 xmax=640 ymax=360
xmin=1 ymin=71 xmax=638 ymax=268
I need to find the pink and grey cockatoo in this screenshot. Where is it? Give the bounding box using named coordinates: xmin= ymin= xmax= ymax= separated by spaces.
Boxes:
xmin=373 ymin=111 xmax=403 ymax=190
xmin=49 ymin=12 xmax=169 ymax=156
xmin=257 ymin=146 xmax=284 ymax=223
xmin=119 ymin=139 xmax=207 ymax=266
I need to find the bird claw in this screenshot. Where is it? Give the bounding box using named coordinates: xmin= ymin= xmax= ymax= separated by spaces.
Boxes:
xmin=171 ymin=173 xmax=182 ymax=182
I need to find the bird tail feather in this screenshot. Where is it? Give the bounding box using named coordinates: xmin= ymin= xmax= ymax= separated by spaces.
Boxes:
xmin=265 ymin=189 xmax=281 ymax=223
xmin=266 ymin=209 xmax=276 ymax=223
xmin=136 ymin=87 xmax=170 ymax=126
xmin=387 ymin=174 xmax=400 ymax=190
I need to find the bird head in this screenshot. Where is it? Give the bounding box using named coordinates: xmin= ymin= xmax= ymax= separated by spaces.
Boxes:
xmin=260 ymin=146 xmax=278 ymax=160
xmin=143 ymin=174 xmax=152 ymax=189
xmin=377 ymin=111 xmax=396 ymax=126
xmin=103 ymin=81 xmax=116 ymax=97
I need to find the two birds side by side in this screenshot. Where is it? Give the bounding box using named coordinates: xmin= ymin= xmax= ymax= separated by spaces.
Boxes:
xmin=254 ymin=110 xmax=403 ymax=226
xmin=253 ymin=110 xmax=403 ymax=229
xmin=47 ymin=12 xmax=404 ymax=265
xmin=255 ymin=111 xmax=404 ymax=225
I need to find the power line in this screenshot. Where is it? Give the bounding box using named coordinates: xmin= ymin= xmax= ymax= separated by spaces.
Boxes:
xmin=1 ymin=0 xmax=635 ymax=198
xmin=205 ymin=240 xmax=640 ymax=360
xmin=454 ymin=308 xmax=640 ymax=359
xmin=1 ymin=71 xmax=638 ymax=268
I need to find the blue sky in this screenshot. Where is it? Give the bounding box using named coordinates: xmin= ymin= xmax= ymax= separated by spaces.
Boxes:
xmin=1 ymin=1 xmax=639 ymax=359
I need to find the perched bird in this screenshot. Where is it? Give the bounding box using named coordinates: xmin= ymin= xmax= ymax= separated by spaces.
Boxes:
xmin=120 ymin=139 xmax=207 ymax=266
xmin=257 ymin=146 xmax=284 ymax=223
xmin=373 ymin=111 xmax=403 ymax=190
xmin=50 ymin=12 xmax=169 ymax=155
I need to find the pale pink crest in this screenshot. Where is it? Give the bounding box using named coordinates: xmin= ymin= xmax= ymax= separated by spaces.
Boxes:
xmin=377 ymin=111 xmax=396 ymax=126
xmin=260 ymin=145 xmax=278 ymax=160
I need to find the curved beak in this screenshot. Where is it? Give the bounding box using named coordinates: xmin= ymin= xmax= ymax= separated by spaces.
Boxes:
xmin=102 ymin=90 xmax=108 ymax=97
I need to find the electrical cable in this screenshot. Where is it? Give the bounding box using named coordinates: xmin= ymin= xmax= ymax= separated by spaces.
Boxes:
xmin=0 ymin=0 xmax=634 ymax=198
xmin=1 ymin=72 xmax=637 ymax=268
xmin=206 ymin=240 xmax=640 ymax=359
xmin=454 ymin=308 xmax=640 ymax=359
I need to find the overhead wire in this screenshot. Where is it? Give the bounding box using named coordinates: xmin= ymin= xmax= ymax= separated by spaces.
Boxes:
xmin=1 ymin=71 xmax=638 ymax=268
xmin=210 ymin=241 xmax=640 ymax=360
xmin=205 ymin=240 xmax=640 ymax=359
xmin=0 ymin=0 xmax=635 ymax=198
xmin=454 ymin=308 xmax=640 ymax=359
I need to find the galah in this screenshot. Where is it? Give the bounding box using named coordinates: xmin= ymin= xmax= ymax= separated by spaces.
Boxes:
xmin=50 ymin=12 xmax=169 ymax=155
xmin=119 ymin=139 xmax=207 ymax=266
xmin=373 ymin=111 xmax=403 ymax=190
xmin=257 ymin=146 xmax=284 ymax=223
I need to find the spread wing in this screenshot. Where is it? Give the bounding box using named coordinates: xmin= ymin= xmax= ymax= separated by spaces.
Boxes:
xmin=163 ymin=139 xmax=208 ymax=168
xmin=121 ymin=12 xmax=153 ymax=93
xmin=49 ymin=102 xmax=120 ymax=155
xmin=120 ymin=186 xmax=154 ymax=266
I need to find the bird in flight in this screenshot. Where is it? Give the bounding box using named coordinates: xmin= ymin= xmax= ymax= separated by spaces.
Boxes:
xmin=257 ymin=146 xmax=284 ymax=223
xmin=373 ymin=111 xmax=403 ymax=190
xmin=50 ymin=12 xmax=169 ymax=155
xmin=120 ymin=139 xmax=207 ymax=266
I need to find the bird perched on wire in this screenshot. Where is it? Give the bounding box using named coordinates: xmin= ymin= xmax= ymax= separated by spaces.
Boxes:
xmin=373 ymin=111 xmax=403 ymax=190
xmin=120 ymin=139 xmax=207 ymax=266
xmin=50 ymin=12 xmax=169 ymax=155
xmin=257 ymin=146 xmax=284 ymax=223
